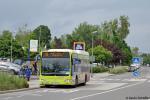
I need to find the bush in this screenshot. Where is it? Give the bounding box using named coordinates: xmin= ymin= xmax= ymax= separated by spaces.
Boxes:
xmin=108 ymin=66 xmax=128 ymax=74
xmin=0 ymin=72 xmax=29 ymax=91
xmin=92 ymin=66 xmax=109 ymax=73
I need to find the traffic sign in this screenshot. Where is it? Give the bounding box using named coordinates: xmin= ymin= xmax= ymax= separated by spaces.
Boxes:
xmin=132 ymin=57 xmax=141 ymax=63
xmin=132 ymin=70 xmax=140 ymax=77
xmin=30 ymin=40 xmax=38 ymax=52
xmin=73 ymin=42 xmax=85 ymax=50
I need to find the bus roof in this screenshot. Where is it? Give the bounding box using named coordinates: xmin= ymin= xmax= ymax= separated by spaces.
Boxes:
xmin=43 ymin=49 xmax=89 ymax=56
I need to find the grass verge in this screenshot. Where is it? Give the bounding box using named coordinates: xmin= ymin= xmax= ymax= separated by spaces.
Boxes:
xmin=92 ymin=66 xmax=109 ymax=73
xmin=108 ymin=66 xmax=128 ymax=74
xmin=0 ymin=72 xmax=29 ymax=91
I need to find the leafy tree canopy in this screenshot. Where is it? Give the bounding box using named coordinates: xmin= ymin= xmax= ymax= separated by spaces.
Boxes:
xmin=88 ymin=46 xmax=112 ymax=64
xmin=32 ymin=25 xmax=51 ymax=49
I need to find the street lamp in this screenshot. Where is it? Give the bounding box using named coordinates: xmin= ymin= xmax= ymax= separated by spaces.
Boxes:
xmin=11 ymin=32 xmax=15 ymax=62
xmin=11 ymin=35 xmax=12 ymax=62
xmin=39 ymin=27 xmax=41 ymax=52
xmin=91 ymin=31 xmax=97 ymax=77
xmin=92 ymin=31 xmax=97 ymax=60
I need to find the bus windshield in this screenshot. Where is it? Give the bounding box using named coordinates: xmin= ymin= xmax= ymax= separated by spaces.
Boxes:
xmin=41 ymin=57 xmax=70 ymax=76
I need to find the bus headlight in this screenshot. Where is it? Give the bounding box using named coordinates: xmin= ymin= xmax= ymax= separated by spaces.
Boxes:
xmin=64 ymin=79 xmax=72 ymax=83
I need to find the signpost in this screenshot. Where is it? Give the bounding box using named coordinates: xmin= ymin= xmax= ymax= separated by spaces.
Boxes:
xmin=73 ymin=42 xmax=85 ymax=51
xmin=30 ymin=40 xmax=38 ymax=52
xmin=131 ymin=57 xmax=141 ymax=78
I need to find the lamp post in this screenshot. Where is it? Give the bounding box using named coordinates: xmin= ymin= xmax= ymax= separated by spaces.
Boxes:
xmin=92 ymin=31 xmax=97 ymax=61
xmin=91 ymin=31 xmax=97 ymax=77
xmin=11 ymin=32 xmax=15 ymax=62
xmin=39 ymin=27 xmax=41 ymax=52
xmin=11 ymin=34 xmax=12 ymax=62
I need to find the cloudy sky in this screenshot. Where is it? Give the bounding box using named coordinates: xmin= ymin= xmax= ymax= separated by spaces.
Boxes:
xmin=0 ymin=0 xmax=150 ymax=53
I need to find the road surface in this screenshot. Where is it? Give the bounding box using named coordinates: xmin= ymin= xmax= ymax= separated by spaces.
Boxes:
xmin=0 ymin=66 xmax=150 ymax=100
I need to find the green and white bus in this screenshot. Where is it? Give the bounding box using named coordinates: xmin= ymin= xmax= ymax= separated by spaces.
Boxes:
xmin=40 ymin=49 xmax=90 ymax=87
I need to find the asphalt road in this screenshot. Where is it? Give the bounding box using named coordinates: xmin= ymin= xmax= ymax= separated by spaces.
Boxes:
xmin=0 ymin=66 xmax=150 ymax=100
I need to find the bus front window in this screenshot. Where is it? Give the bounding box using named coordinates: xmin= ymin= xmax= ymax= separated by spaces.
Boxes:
xmin=41 ymin=58 xmax=70 ymax=76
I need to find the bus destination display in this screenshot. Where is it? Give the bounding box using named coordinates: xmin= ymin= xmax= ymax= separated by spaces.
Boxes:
xmin=42 ymin=52 xmax=69 ymax=58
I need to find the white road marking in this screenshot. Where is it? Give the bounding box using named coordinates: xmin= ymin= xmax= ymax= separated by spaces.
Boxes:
xmin=2 ymin=97 xmax=13 ymax=100
xmin=92 ymin=78 xmax=147 ymax=82
xmin=16 ymin=92 xmax=42 ymax=98
xmin=47 ymin=89 xmax=79 ymax=93
xmin=87 ymin=81 xmax=105 ymax=84
xmin=62 ymin=90 xmax=79 ymax=93
xmin=70 ymin=82 xmax=144 ymax=100
xmin=122 ymin=78 xmax=147 ymax=82
xmin=30 ymin=93 xmax=42 ymax=96
xmin=84 ymin=83 xmax=127 ymax=90
xmin=148 ymin=80 xmax=150 ymax=82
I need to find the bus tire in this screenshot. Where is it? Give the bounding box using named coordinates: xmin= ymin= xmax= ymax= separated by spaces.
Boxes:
xmin=74 ymin=76 xmax=78 ymax=87
xmin=82 ymin=75 xmax=87 ymax=86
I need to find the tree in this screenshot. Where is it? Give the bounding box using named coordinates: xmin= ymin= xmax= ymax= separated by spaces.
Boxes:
xmin=53 ymin=36 xmax=63 ymax=49
xmin=32 ymin=25 xmax=51 ymax=49
xmin=132 ymin=47 xmax=139 ymax=56
xmin=95 ymin=39 xmax=124 ymax=65
xmin=15 ymin=24 xmax=35 ymax=59
xmin=141 ymin=53 xmax=150 ymax=65
xmin=71 ymin=22 xmax=99 ymax=50
xmin=64 ymin=15 xmax=131 ymax=65
xmin=0 ymin=30 xmax=24 ymax=59
xmin=118 ymin=16 xmax=130 ymax=40
xmin=88 ymin=46 xmax=112 ymax=65
xmin=0 ymin=30 xmax=12 ymax=40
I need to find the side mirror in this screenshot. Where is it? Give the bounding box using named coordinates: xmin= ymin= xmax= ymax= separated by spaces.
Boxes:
xmin=35 ymin=54 xmax=41 ymax=61
xmin=73 ymin=58 xmax=81 ymax=65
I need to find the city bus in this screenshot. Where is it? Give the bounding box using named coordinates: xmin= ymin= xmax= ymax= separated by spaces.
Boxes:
xmin=39 ymin=49 xmax=90 ymax=87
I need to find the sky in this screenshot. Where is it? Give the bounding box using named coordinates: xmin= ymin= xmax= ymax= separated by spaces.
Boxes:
xmin=0 ymin=0 xmax=150 ymax=53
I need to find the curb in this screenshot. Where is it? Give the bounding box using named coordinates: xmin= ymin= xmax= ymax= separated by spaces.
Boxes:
xmin=0 ymin=87 xmax=40 ymax=94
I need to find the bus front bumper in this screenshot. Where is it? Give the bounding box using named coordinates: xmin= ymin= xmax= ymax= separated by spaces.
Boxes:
xmin=40 ymin=76 xmax=74 ymax=86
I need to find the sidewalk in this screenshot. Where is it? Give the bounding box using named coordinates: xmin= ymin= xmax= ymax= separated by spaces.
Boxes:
xmin=28 ymin=80 xmax=40 ymax=88
xmin=0 ymin=73 xmax=114 ymax=94
xmin=28 ymin=75 xmax=40 ymax=88
xmin=30 ymin=75 xmax=39 ymax=80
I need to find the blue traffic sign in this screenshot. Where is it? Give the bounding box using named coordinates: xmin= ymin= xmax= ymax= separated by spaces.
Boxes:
xmin=132 ymin=57 xmax=141 ymax=63
xmin=132 ymin=70 xmax=140 ymax=77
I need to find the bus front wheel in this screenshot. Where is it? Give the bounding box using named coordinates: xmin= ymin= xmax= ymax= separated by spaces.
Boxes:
xmin=82 ymin=75 xmax=87 ymax=86
xmin=74 ymin=76 xmax=78 ymax=87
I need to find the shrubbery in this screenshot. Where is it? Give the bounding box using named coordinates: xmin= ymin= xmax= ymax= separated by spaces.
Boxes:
xmin=0 ymin=72 xmax=29 ymax=91
xmin=92 ymin=66 xmax=128 ymax=74
xmin=108 ymin=66 xmax=128 ymax=74
xmin=92 ymin=66 xmax=109 ymax=73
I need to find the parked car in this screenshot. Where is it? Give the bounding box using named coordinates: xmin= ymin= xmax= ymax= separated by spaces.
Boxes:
xmin=128 ymin=63 xmax=140 ymax=72
xmin=0 ymin=61 xmax=21 ymax=75
xmin=13 ymin=59 xmax=24 ymax=66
